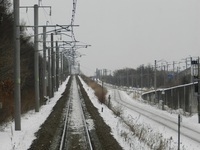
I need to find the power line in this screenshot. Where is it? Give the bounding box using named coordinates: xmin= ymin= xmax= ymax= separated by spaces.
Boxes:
xmin=40 ymin=0 xmax=53 ymax=24
xmin=71 ymin=0 xmax=78 ymax=42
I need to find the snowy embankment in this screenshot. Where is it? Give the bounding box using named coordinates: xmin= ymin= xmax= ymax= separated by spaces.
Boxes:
xmin=80 ymin=78 xmax=200 ymax=150
xmin=79 ymin=77 xmax=150 ymax=149
xmin=112 ymin=89 xmax=200 ymax=150
xmin=0 ymin=77 xmax=70 ymax=150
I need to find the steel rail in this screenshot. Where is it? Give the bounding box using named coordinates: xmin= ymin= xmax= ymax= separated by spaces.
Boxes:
xmin=77 ymin=81 xmax=93 ymax=150
xmin=59 ymin=98 xmax=71 ymax=150
xmin=59 ymin=76 xmax=93 ymax=150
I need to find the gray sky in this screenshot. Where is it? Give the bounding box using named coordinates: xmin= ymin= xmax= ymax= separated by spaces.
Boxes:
xmin=20 ymin=0 xmax=200 ymax=76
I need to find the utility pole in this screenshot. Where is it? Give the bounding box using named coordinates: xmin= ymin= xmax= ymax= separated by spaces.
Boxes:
xmin=191 ymin=57 xmax=200 ymax=123
xmin=178 ymin=114 xmax=181 ymax=150
xmin=102 ymin=79 xmax=104 ymax=104
xmin=42 ymin=26 xmax=47 ymax=99
xmin=141 ymin=65 xmax=143 ymax=89
xmin=13 ymin=0 xmax=21 ymax=130
xmin=69 ymin=58 xmax=72 ymax=75
xmin=56 ymin=41 xmax=59 ymax=91
xmin=126 ymin=68 xmax=129 ymax=87
xmin=78 ymin=63 xmax=80 ymax=74
xmin=172 ymin=61 xmax=175 ymax=81
xmin=34 ymin=4 xmax=40 ymax=112
xmin=198 ymin=57 xmax=200 ymax=123
xmin=154 ymin=60 xmax=157 ymax=103
xmin=190 ymin=57 xmax=193 ymax=83
xmin=48 ymin=47 xmax=52 ymax=98
xmin=163 ymin=65 xmax=166 ymax=86
xmin=60 ymin=51 xmax=63 ymax=83
xmin=51 ymin=33 xmax=55 ymax=96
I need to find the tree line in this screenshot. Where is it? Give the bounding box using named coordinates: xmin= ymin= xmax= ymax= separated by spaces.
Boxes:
xmin=98 ymin=64 xmax=191 ymax=89
xmin=0 ymin=0 xmax=70 ymax=123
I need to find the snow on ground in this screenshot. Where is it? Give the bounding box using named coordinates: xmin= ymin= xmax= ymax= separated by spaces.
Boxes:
xmin=111 ymin=89 xmax=200 ymax=150
xmin=1 ymin=76 xmax=200 ymax=150
xmin=79 ymin=77 xmax=150 ymax=149
xmin=80 ymin=78 xmax=200 ymax=150
xmin=0 ymin=77 xmax=70 ymax=150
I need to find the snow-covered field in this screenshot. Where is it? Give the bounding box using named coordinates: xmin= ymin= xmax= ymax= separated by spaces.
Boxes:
xmin=0 ymin=76 xmax=200 ymax=150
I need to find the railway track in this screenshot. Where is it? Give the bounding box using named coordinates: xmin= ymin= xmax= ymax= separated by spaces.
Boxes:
xmin=59 ymin=76 xmax=93 ymax=150
xmin=113 ymin=89 xmax=200 ymax=144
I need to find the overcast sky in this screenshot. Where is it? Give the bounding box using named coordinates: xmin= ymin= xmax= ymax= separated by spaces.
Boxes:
xmin=19 ymin=0 xmax=200 ymax=76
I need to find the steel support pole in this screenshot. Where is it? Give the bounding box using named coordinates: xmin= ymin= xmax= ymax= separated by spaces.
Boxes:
xmin=48 ymin=48 xmax=52 ymax=98
xmin=56 ymin=41 xmax=59 ymax=91
xmin=126 ymin=69 xmax=128 ymax=87
xmin=163 ymin=65 xmax=166 ymax=86
xmin=69 ymin=60 xmax=71 ymax=75
xmin=34 ymin=4 xmax=40 ymax=112
xmin=102 ymin=80 xmax=104 ymax=104
xmin=42 ymin=26 xmax=47 ymax=99
xmin=13 ymin=0 xmax=21 ymax=130
xmin=60 ymin=52 xmax=63 ymax=83
xmin=154 ymin=60 xmax=157 ymax=103
xmin=141 ymin=65 xmax=143 ymax=88
xmin=178 ymin=114 xmax=180 ymax=150
xmin=198 ymin=57 xmax=200 ymax=123
xmin=78 ymin=63 xmax=80 ymax=74
xmin=51 ymin=33 xmax=55 ymax=96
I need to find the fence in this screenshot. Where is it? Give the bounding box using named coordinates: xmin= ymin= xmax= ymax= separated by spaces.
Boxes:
xmin=141 ymin=82 xmax=198 ymax=113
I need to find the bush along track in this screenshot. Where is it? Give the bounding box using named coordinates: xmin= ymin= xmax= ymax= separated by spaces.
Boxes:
xmin=76 ymin=76 xmax=122 ymax=150
xmin=28 ymin=76 xmax=72 ymax=150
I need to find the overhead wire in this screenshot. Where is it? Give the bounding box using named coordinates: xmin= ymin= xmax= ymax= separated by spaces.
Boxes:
xmin=40 ymin=0 xmax=53 ymax=25
xmin=24 ymin=0 xmax=84 ymax=65
xmin=70 ymin=0 xmax=78 ymax=66
xmin=22 ymin=8 xmax=35 ymax=33
xmin=71 ymin=0 xmax=78 ymax=42
xmin=25 ymin=9 xmax=32 ymax=28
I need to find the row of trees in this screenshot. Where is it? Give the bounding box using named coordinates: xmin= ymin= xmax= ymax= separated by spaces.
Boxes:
xmin=0 ymin=0 xmax=36 ymax=123
xmin=0 ymin=0 xmax=71 ymax=123
xmin=99 ymin=64 xmax=191 ymax=89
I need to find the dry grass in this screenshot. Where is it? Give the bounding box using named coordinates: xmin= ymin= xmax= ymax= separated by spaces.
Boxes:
xmin=112 ymin=105 xmax=123 ymax=117
xmin=0 ymin=79 xmax=35 ymax=124
xmin=118 ymin=112 xmax=171 ymax=149
xmin=0 ymin=79 xmax=14 ymax=123
xmin=81 ymin=75 xmax=107 ymax=104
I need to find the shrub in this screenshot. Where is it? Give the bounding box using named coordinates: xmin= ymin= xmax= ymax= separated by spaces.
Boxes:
xmin=112 ymin=105 xmax=123 ymax=117
xmin=81 ymin=75 xmax=107 ymax=104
